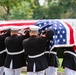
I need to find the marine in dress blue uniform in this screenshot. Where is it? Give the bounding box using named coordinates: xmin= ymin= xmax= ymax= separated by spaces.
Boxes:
xmin=62 ymin=46 xmax=76 ymax=75
xmin=23 ymin=26 xmax=53 ymax=75
xmin=0 ymin=29 xmax=10 ymax=75
xmin=4 ymin=27 xmax=29 ymax=75
xmin=41 ymin=30 xmax=59 ymax=75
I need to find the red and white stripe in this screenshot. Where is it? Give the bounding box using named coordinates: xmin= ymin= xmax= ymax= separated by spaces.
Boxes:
xmin=0 ymin=20 xmax=37 ymax=27
xmin=0 ymin=20 xmax=38 ymax=31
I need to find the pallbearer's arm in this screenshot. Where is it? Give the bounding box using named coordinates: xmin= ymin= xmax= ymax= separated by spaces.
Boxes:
xmin=2 ymin=29 xmax=11 ymax=37
xmin=46 ymin=30 xmax=54 ymax=40
xmin=19 ymin=30 xmax=30 ymax=40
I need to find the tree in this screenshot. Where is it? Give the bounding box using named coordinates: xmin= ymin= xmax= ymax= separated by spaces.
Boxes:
xmin=0 ymin=6 xmax=6 ymax=19
xmin=32 ymin=0 xmax=63 ymax=19
xmin=9 ymin=1 xmax=33 ymax=19
xmin=0 ymin=0 xmax=25 ymax=20
xmin=47 ymin=3 xmax=62 ymax=19
xmin=59 ymin=0 xmax=76 ymax=18
xmin=71 ymin=0 xmax=76 ymax=18
xmin=32 ymin=0 xmax=50 ymax=19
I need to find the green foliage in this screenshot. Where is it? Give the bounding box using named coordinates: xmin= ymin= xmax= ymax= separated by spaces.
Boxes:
xmin=0 ymin=0 xmax=76 ymax=19
xmin=59 ymin=0 xmax=76 ymax=18
xmin=32 ymin=0 xmax=64 ymax=19
xmin=48 ymin=2 xmax=62 ymax=19
xmin=0 ymin=0 xmax=25 ymax=20
xmin=0 ymin=0 xmax=23 ymax=11
xmin=9 ymin=1 xmax=33 ymax=19
xmin=33 ymin=6 xmax=49 ymax=19
xmin=0 ymin=6 xmax=6 ymax=19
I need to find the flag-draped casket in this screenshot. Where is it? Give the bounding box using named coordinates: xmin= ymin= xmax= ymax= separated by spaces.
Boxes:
xmin=0 ymin=20 xmax=37 ymax=30
xmin=0 ymin=20 xmax=76 ymax=50
xmin=35 ymin=20 xmax=76 ymax=50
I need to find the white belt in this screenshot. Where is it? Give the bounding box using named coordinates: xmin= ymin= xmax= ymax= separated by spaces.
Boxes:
xmin=6 ymin=49 xmax=24 ymax=55
xmin=45 ymin=51 xmax=49 ymax=54
xmin=64 ymin=51 xmax=76 ymax=57
xmin=45 ymin=51 xmax=57 ymax=55
xmin=50 ymin=51 xmax=57 ymax=55
xmin=28 ymin=52 xmax=45 ymax=58
xmin=0 ymin=49 xmax=6 ymax=54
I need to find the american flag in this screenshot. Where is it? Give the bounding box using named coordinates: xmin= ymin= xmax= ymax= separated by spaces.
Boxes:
xmin=0 ymin=20 xmax=37 ymax=27
xmin=35 ymin=20 xmax=75 ymax=50
xmin=0 ymin=20 xmax=37 ymax=31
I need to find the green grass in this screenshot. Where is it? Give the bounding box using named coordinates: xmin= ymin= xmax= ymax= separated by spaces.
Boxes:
xmin=21 ymin=71 xmax=27 ymax=74
xmin=58 ymin=58 xmax=64 ymax=72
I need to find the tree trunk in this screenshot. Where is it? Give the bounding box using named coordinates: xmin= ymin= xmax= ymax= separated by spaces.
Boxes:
xmin=5 ymin=6 xmax=10 ymax=20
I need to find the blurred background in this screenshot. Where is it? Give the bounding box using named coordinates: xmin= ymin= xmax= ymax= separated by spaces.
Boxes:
xmin=0 ymin=0 xmax=76 ymax=20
